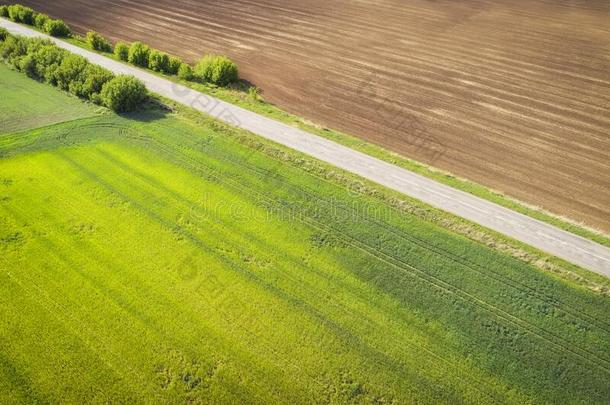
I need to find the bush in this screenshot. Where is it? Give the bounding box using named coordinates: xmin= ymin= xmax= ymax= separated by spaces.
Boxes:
xmin=45 ymin=19 xmax=71 ymax=37
xmin=247 ymin=86 xmax=261 ymax=102
xmin=86 ymin=31 xmax=112 ymax=52
xmin=31 ymin=44 xmax=67 ymax=83
xmin=55 ymin=54 xmax=89 ymax=93
xmin=34 ymin=13 xmax=50 ymax=30
xmin=0 ymin=28 xmax=8 ymax=42
xmin=148 ymin=49 xmax=169 ymax=73
xmin=194 ymin=55 xmax=238 ymax=86
xmin=0 ymin=5 xmax=8 ymax=17
xmin=8 ymin=4 xmax=34 ymax=25
xmin=167 ymin=56 xmax=182 ymax=75
xmin=128 ymin=41 xmax=149 ymax=67
xmin=100 ymin=75 xmax=147 ymax=112
xmin=81 ymin=64 xmax=114 ymax=101
xmin=1 ymin=35 xmax=28 ymax=66
xmin=19 ymin=53 xmax=36 ymax=77
xmin=1 ymin=34 xmax=146 ymax=111
xmin=25 ymin=37 xmax=53 ymax=54
xmin=177 ymin=63 xmax=193 ymax=80
xmin=114 ymin=41 xmax=129 ymax=61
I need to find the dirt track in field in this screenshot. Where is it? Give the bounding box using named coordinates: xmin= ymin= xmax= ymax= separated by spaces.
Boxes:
xmin=8 ymin=0 xmax=610 ymax=232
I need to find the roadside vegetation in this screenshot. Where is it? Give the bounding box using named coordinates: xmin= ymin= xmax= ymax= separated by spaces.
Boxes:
xmin=85 ymin=30 xmax=112 ymax=52
xmin=1 ymin=64 xmax=610 ymax=403
xmin=3 ymin=3 xmax=68 ymax=37
xmin=0 ymin=32 xmax=146 ymax=112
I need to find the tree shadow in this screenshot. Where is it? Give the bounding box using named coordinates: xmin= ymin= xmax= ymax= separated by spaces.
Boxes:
xmin=229 ymin=78 xmax=264 ymax=96
xmin=120 ymin=98 xmax=172 ymax=122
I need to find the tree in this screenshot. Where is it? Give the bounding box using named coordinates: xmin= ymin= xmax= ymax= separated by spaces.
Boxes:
xmin=31 ymin=44 xmax=67 ymax=84
xmin=0 ymin=27 xmax=9 ymax=42
xmin=148 ymin=49 xmax=170 ymax=73
xmin=55 ymin=54 xmax=89 ymax=93
xmin=168 ymin=56 xmax=182 ymax=75
xmin=100 ymin=75 xmax=147 ymax=112
xmin=177 ymin=63 xmax=193 ymax=81
xmin=19 ymin=54 xmax=37 ymax=77
xmin=81 ymin=64 xmax=114 ymax=101
xmin=8 ymin=5 xmax=34 ymax=24
xmin=128 ymin=42 xmax=150 ymax=67
xmin=114 ymin=42 xmax=129 ymax=61
xmin=86 ymin=31 xmax=112 ymax=52
xmin=194 ymin=55 xmax=238 ymax=86
xmin=25 ymin=37 xmax=53 ymax=54
xmin=34 ymin=13 xmax=50 ymax=30
xmin=0 ymin=6 xmax=8 ymax=17
xmin=17 ymin=40 xmax=60 ymax=80
xmin=44 ymin=19 xmax=71 ymax=37
xmin=2 ymin=34 xmax=148 ymax=110
xmin=1 ymin=35 xmax=28 ymax=67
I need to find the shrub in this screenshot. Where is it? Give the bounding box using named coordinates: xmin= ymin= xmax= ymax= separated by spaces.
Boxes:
xmin=86 ymin=31 xmax=112 ymax=52
xmin=100 ymin=75 xmax=147 ymax=112
xmin=177 ymin=63 xmax=193 ymax=80
xmin=167 ymin=56 xmax=182 ymax=75
xmin=31 ymin=44 xmax=66 ymax=83
xmin=128 ymin=41 xmax=149 ymax=67
xmin=8 ymin=4 xmax=34 ymax=25
xmin=247 ymin=86 xmax=261 ymax=102
xmin=114 ymin=41 xmax=129 ymax=61
xmin=0 ymin=5 xmax=8 ymax=17
xmin=25 ymin=37 xmax=53 ymax=54
xmin=1 ymin=35 xmax=28 ymax=66
xmin=6 ymin=5 xmax=17 ymax=21
xmin=148 ymin=49 xmax=169 ymax=73
xmin=194 ymin=54 xmax=238 ymax=86
xmin=0 ymin=28 xmax=8 ymax=42
xmin=81 ymin=64 xmax=114 ymax=101
xmin=55 ymin=54 xmax=89 ymax=93
xmin=45 ymin=19 xmax=71 ymax=37
xmin=19 ymin=53 xmax=36 ymax=77
xmin=34 ymin=13 xmax=50 ymax=30
xmin=1 ymin=34 xmax=147 ymax=111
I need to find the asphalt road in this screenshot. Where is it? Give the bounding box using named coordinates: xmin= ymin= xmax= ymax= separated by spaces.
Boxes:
xmin=2 ymin=19 xmax=609 ymax=277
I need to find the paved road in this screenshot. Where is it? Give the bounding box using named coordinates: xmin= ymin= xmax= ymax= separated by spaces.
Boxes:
xmin=2 ymin=19 xmax=609 ymax=277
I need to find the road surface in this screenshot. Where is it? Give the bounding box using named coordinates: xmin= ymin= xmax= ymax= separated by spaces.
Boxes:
xmin=2 ymin=19 xmax=609 ymax=277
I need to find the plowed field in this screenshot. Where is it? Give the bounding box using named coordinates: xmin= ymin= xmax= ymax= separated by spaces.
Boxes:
xmin=7 ymin=0 xmax=610 ymax=232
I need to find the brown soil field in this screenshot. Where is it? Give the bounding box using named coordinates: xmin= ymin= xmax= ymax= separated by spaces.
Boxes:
xmin=8 ymin=0 xmax=610 ymax=232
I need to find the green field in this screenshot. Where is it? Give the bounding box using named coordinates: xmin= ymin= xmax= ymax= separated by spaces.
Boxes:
xmin=0 ymin=65 xmax=98 ymax=134
xmin=1 ymin=63 xmax=610 ymax=404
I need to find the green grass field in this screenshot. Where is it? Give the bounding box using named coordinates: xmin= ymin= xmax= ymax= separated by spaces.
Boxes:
xmin=1 ymin=63 xmax=610 ymax=404
xmin=0 ymin=65 xmax=99 ymax=135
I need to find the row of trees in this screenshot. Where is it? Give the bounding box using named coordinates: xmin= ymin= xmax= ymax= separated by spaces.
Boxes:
xmin=1 ymin=4 xmax=71 ymax=37
xmin=0 ymin=33 xmax=147 ymax=112
xmin=118 ymin=40 xmax=239 ymax=86
xmin=83 ymin=30 xmax=239 ymax=87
